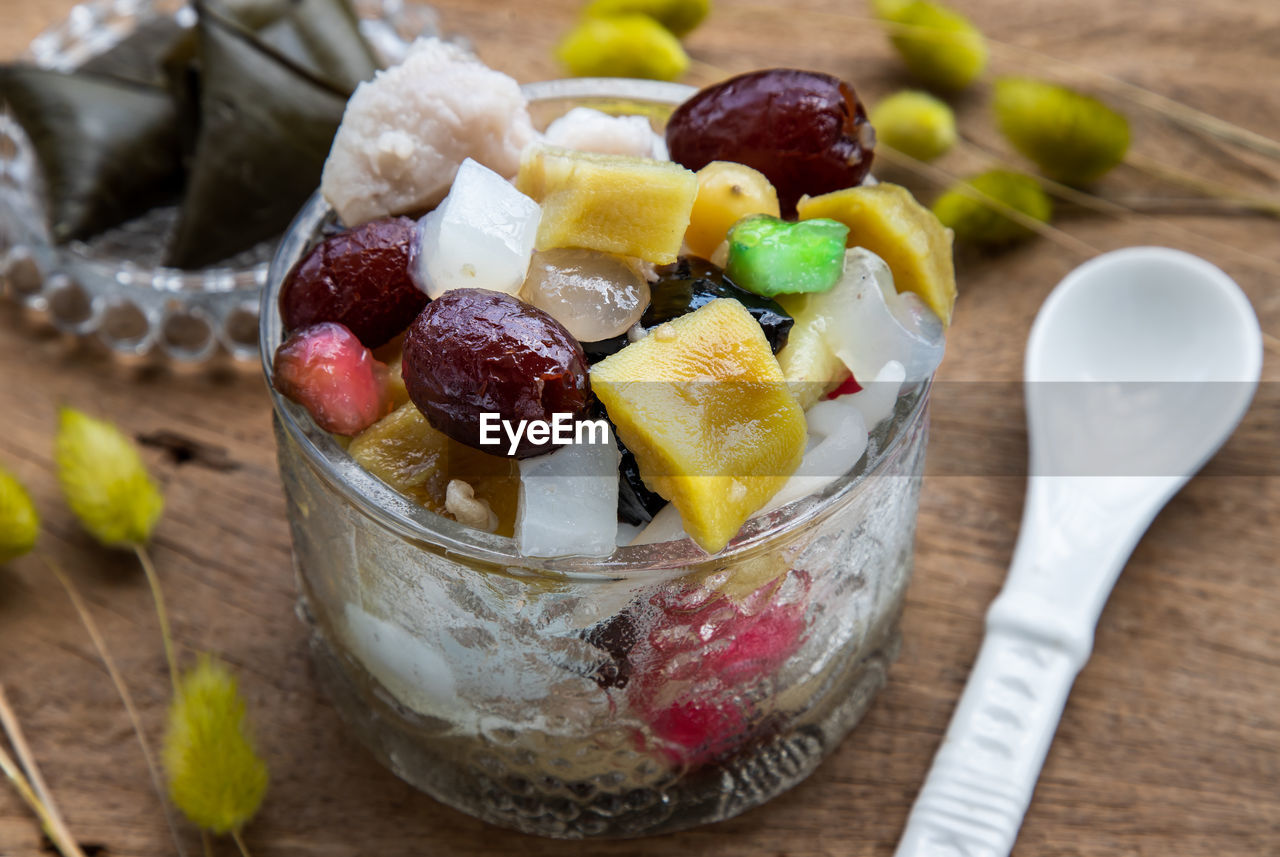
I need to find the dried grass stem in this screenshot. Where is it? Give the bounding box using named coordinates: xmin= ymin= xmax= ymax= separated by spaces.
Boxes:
xmin=0 ymin=685 xmax=85 ymax=857
xmin=42 ymin=555 xmax=188 ymax=857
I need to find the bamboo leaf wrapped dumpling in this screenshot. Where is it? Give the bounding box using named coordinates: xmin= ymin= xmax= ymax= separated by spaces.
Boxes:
xmin=77 ymin=17 xmax=189 ymax=87
xmin=0 ymin=66 xmax=183 ymax=244
xmin=259 ymin=0 xmax=380 ymax=95
xmin=164 ymin=8 xmax=350 ymax=269
xmin=201 ymin=0 xmax=379 ymax=94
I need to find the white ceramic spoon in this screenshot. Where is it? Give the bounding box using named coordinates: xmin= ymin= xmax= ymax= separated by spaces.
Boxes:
xmin=895 ymin=247 xmax=1262 ymax=857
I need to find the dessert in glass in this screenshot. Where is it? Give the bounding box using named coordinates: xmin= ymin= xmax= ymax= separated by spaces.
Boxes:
xmin=261 ymin=39 xmax=955 ymax=838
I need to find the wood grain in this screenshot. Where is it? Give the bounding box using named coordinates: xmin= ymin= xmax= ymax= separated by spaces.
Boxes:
xmin=2 ymin=1 xmax=1278 ymax=855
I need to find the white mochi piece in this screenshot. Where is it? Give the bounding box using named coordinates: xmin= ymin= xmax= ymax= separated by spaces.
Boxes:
xmin=845 ymin=360 xmax=907 ymax=429
xmin=516 ymin=426 xmax=621 ymax=557
xmin=763 ymin=397 xmax=869 ymax=513
xmin=342 ymin=603 xmax=457 ymax=717
xmin=322 ymin=38 xmax=537 ymax=226
xmin=413 ymin=158 xmax=541 ymax=298
xmin=542 ymin=107 xmax=666 ymax=159
xmin=630 ymin=502 xmax=687 ymax=546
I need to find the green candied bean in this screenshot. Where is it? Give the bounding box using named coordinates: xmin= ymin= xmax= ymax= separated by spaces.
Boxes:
xmin=725 ymin=214 xmax=849 ymax=298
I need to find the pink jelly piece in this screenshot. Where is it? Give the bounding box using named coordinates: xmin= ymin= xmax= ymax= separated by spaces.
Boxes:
xmin=273 ymin=321 xmax=392 ymax=435
xmin=705 ymin=601 xmax=808 ymax=686
xmin=646 ymin=698 xmax=750 ymax=768
xmin=628 ymin=572 xmax=811 ymax=767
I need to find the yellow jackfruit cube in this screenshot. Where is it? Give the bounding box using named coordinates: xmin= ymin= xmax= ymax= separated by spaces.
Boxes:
xmin=591 ymin=299 xmax=806 ymax=553
xmin=516 ymin=145 xmax=697 ymax=264
xmin=797 ymin=183 xmax=957 ymax=325
xmin=350 ymin=403 xmax=519 ymax=536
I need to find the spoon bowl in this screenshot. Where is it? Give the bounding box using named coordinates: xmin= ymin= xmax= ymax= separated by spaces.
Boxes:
xmin=1025 ymin=246 xmax=1262 ymax=480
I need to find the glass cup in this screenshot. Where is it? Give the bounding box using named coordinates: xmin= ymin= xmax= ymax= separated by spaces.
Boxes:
xmin=261 ymin=78 xmax=932 ymax=838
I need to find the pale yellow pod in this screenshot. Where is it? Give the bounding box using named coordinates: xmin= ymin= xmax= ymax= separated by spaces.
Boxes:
xmin=684 ymin=161 xmax=781 ymax=261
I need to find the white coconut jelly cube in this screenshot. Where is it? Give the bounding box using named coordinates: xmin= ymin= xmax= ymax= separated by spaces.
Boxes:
xmin=516 ymin=424 xmax=621 ymax=557
xmin=414 ymin=158 xmax=541 ymax=299
xmin=342 ymin=602 xmax=458 ymax=719
xmin=829 ymin=248 xmax=946 ymax=385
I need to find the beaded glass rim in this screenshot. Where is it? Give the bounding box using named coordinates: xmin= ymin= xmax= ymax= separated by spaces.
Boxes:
xmin=0 ymin=0 xmax=443 ymax=362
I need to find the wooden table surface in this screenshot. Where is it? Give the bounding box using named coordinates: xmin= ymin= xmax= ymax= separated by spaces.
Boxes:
xmin=2 ymin=1 xmax=1277 ymax=855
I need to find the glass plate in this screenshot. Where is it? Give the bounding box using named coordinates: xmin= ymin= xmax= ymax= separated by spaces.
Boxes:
xmin=0 ymin=0 xmax=444 ymax=362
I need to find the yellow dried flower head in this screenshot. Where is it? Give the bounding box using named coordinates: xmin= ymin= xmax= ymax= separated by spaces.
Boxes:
xmin=54 ymin=407 xmax=163 ymax=548
xmin=870 ymin=90 xmax=957 ymax=162
xmin=164 ymin=656 xmax=268 ymax=835
xmin=584 ymin=0 xmax=710 ymax=37
xmin=556 ymin=14 xmax=690 ymax=81
xmin=994 ymin=77 xmax=1130 ymax=185
xmin=0 ymin=466 xmax=39 ymax=562
xmin=931 ymin=169 xmax=1052 ymax=244
xmin=874 ymin=0 xmax=988 ymax=91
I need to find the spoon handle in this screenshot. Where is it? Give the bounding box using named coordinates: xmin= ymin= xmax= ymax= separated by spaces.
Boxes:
xmin=894 ymin=616 xmax=1084 ymax=857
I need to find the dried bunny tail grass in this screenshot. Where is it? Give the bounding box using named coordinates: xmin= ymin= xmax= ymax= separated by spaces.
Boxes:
xmin=1122 ymin=152 xmax=1280 ymax=219
xmin=932 ymin=168 xmax=1053 ymax=244
xmin=164 ymin=656 xmax=268 ymax=839
xmin=0 ymin=744 xmax=78 ymax=857
xmin=0 ymin=466 xmax=39 ymax=562
xmin=981 ymin=36 xmax=1280 ymax=162
xmin=870 ymin=90 xmax=957 ymax=162
xmin=51 ymin=408 xmax=180 ymax=691
xmin=134 ymin=543 xmax=180 ymax=692
xmin=949 ymin=136 xmax=1280 ymax=347
xmin=992 ymin=77 xmax=1130 ymax=184
xmin=727 ymin=4 xmax=1280 ymax=162
xmin=1090 ymin=196 xmax=1280 ymax=217
xmin=0 ymin=686 xmax=85 ymax=857
xmin=42 ymin=555 xmax=187 ymax=857
xmin=54 ymin=408 xmax=164 ymax=551
xmin=871 ymin=0 xmax=989 ymax=91
xmin=955 ymin=136 xmax=1280 ymax=278
xmin=874 ymin=143 xmax=1100 ymax=255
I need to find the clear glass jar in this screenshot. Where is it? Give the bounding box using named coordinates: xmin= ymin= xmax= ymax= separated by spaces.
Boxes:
xmin=261 ymin=78 xmax=931 ymax=839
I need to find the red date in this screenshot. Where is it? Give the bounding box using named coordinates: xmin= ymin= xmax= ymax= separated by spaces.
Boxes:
xmin=401 ymin=289 xmax=591 ymax=459
xmin=279 ymin=216 xmax=426 ymax=348
xmin=666 ymin=69 xmax=874 ymax=215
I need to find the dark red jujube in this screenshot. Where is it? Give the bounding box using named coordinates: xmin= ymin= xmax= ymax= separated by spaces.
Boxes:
xmin=665 ymin=68 xmax=875 ymax=216
xmin=279 ymin=215 xmax=426 ymax=349
xmin=401 ymin=288 xmax=592 ymax=459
